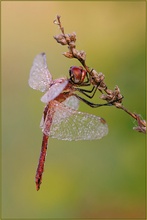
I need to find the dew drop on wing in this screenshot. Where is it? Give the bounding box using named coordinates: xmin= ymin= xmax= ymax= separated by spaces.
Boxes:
xmin=48 ymin=101 xmax=108 ymax=141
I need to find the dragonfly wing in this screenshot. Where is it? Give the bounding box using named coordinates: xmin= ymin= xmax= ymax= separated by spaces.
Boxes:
xmin=62 ymin=96 xmax=79 ymax=110
xmin=42 ymin=100 xmax=108 ymax=140
xmin=29 ymin=53 xmax=52 ymax=92
xmin=41 ymin=79 xmax=68 ymax=103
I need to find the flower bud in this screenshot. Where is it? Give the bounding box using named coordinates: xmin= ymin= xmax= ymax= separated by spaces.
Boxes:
xmin=62 ymin=51 xmax=74 ymax=58
xmin=79 ymin=50 xmax=86 ymax=61
xmin=100 ymin=94 xmax=108 ymax=100
xmin=69 ymin=41 xmax=76 ymax=48
xmin=54 ymin=34 xmax=67 ymax=45
xmin=69 ymin=32 xmax=76 ymax=42
xmin=64 ymin=34 xmax=71 ymax=43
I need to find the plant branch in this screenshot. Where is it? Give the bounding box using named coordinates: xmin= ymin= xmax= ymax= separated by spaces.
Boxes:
xmin=53 ymin=15 xmax=146 ymax=134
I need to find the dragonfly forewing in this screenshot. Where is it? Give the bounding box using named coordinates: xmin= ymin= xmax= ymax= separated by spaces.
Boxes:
xmin=29 ymin=53 xmax=52 ymax=92
xmin=41 ymin=79 xmax=68 ymax=103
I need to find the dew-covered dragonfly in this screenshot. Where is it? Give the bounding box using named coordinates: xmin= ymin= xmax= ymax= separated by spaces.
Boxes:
xmin=29 ymin=53 xmax=108 ymax=190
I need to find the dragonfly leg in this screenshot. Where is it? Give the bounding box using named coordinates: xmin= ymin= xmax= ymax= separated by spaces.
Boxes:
xmin=75 ymin=85 xmax=98 ymax=99
xmin=74 ymin=94 xmax=123 ymax=108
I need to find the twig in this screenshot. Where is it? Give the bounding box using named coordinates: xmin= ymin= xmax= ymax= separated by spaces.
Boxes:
xmin=53 ymin=15 xmax=146 ymax=134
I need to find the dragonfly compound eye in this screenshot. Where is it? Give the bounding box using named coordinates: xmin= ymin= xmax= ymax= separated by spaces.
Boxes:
xmin=69 ymin=66 xmax=86 ymax=84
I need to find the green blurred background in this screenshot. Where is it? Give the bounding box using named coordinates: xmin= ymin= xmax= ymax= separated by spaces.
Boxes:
xmin=1 ymin=1 xmax=146 ymax=219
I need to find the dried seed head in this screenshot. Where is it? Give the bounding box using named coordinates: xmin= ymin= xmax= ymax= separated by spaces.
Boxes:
xmin=98 ymin=82 xmax=107 ymax=91
xmin=64 ymin=34 xmax=71 ymax=43
xmin=69 ymin=41 xmax=76 ymax=49
xmin=69 ymin=32 xmax=76 ymax=42
xmin=54 ymin=34 xmax=67 ymax=45
xmin=90 ymin=70 xmax=105 ymax=85
xmin=62 ymin=51 xmax=74 ymax=58
xmin=54 ymin=32 xmax=76 ymax=46
xmin=100 ymin=94 xmax=108 ymax=100
xmin=105 ymin=89 xmax=113 ymax=95
xmin=79 ymin=50 xmax=86 ymax=61
xmin=114 ymin=85 xmax=121 ymax=95
xmin=113 ymin=86 xmax=123 ymax=103
xmin=115 ymin=102 xmax=123 ymax=108
xmin=100 ymin=85 xmax=123 ymax=104
xmin=75 ymin=50 xmax=86 ymax=61
xmin=133 ymin=114 xmax=146 ymax=134
xmin=91 ymin=69 xmax=98 ymax=76
xmin=133 ymin=126 xmax=146 ymax=133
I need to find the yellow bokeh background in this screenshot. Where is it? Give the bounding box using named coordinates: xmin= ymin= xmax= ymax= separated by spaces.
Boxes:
xmin=1 ymin=1 xmax=146 ymax=219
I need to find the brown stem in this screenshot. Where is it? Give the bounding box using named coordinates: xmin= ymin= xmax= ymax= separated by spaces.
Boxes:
xmin=53 ymin=15 xmax=146 ymax=134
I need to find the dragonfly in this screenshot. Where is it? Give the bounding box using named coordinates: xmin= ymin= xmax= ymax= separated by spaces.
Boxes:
xmin=29 ymin=53 xmax=108 ymax=190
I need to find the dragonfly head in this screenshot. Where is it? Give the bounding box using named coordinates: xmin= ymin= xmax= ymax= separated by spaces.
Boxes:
xmin=69 ymin=66 xmax=86 ymax=85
